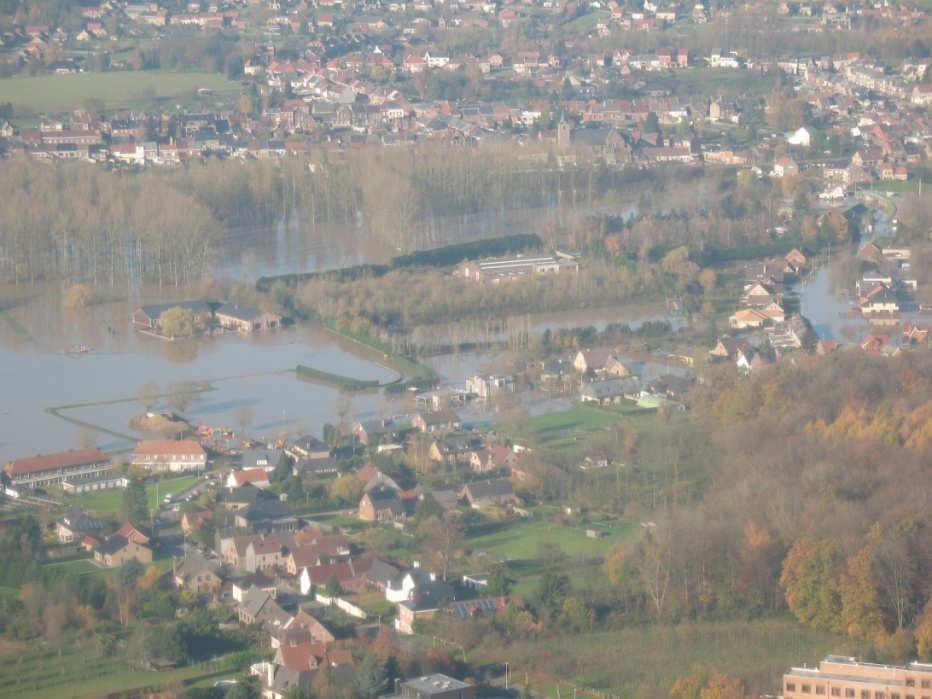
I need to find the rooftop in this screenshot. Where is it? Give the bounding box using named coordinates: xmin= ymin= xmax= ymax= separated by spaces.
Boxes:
xmin=5 ymin=447 xmax=108 ymax=476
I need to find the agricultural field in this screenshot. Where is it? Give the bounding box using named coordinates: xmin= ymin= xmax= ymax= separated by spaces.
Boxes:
xmin=0 ymin=71 xmax=241 ymax=113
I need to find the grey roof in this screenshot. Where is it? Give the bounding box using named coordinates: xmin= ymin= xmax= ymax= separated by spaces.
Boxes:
xmin=580 ymin=377 xmax=642 ymax=400
xmin=216 ymin=303 xmax=267 ymax=321
xmin=401 ymin=674 xmax=472 ymax=695
xmin=464 ymin=478 xmax=515 ymax=502
xmin=239 ymin=586 xmax=272 ymax=619
xmin=175 ymin=551 xmax=219 ymax=579
xmin=97 ymin=534 xmax=129 ymax=555
xmin=242 ymin=447 xmax=285 ymax=470
xmin=59 ymin=512 xmax=106 ymax=533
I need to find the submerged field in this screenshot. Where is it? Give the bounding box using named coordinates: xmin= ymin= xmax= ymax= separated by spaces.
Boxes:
xmin=0 ymin=71 xmax=240 ymax=112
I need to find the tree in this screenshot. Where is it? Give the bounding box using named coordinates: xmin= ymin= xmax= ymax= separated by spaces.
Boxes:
xmin=421 ymin=512 xmax=464 ymax=581
xmin=535 ymin=571 xmax=569 ymax=621
xmin=330 ymin=474 xmax=363 ymax=505
xmin=324 ymin=574 xmax=343 ymax=597
xmin=356 ymin=652 xmax=387 ymax=699
xmin=916 ymin=600 xmax=932 ymax=661
xmin=123 ymin=478 xmax=149 ymax=524
xmin=63 ymin=283 xmax=92 ymax=309
xmin=780 ymin=538 xmax=844 ymax=632
xmin=139 ymin=381 xmax=161 ymax=413
xmin=486 ymin=564 xmax=513 ymax=596
xmin=160 ymin=307 xmax=195 ymax=338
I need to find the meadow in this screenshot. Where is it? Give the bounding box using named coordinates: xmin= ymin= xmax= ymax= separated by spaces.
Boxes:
xmin=0 ymin=71 xmax=240 ymax=113
xmin=480 ymin=618 xmax=854 ymax=698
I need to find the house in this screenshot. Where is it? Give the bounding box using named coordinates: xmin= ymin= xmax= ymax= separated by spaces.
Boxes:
xmin=728 ymin=308 xmax=769 ymax=329
xmin=460 ymin=479 xmax=519 ymax=510
xmin=353 ymin=418 xmax=399 ymax=446
xmin=286 ymin=436 xmax=330 ymax=461
xmin=742 ymin=282 xmax=779 ymax=307
xmin=95 ymin=534 xmax=153 ymax=568
xmin=465 ymin=374 xmax=515 ymax=398
xmin=238 ymin=586 xmax=291 ymax=627
xmin=709 ymin=338 xmax=755 ymax=365
xmin=4 ymin=447 xmax=111 ymax=489
xmin=860 ymin=283 xmax=899 ymax=316
xmin=60 ymin=472 xmax=129 ymax=494
xmin=412 ymin=410 xmax=462 ymax=433
xmin=773 ymin=155 xmax=799 ymax=179
xmin=132 ymin=300 xmax=218 ymax=331
xmin=115 ymin=521 xmax=151 ymax=546
xmin=447 ymin=596 xmax=510 ymax=620
xmin=173 ymin=551 xmax=222 ymax=594
xmin=573 ymin=349 xmax=630 ymax=377
xmin=579 ymin=378 xmax=642 ymax=405
xmin=234 ymin=499 xmax=298 ymax=533
xmin=767 ymin=316 xmax=812 ymax=350
xmin=227 ymin=468 xmax=272 ymax=490
xmin=459 ymin=253 xmax=578 ymax=283
xmin=270 ymin=609 xmax=336 ymax=648
xmin=242 ymin=447 xmax=286 ymax=472
xmin=358 ymin=486 xmax=410 ymax=523
xmin=428 ymin=434 xmax=476 ymax=465
xmin=246 ymin=536 xmax=290 ymax=573
xmin=395 ymin=674 xmax=476 ymax=699
xmin=131 ymin=440 xmax=207 ymax=473
xmin=55 ymin=512 xmax=106 ymax=544
xmin=469 ymin=444 xmax=514 ymax=474
xmin=215 ymin=303 xmax=281 ymax=333
xmin=181 ymin=508 xmax=213 ymax=535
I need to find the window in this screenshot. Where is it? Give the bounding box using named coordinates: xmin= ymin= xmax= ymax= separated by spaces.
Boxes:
xmin=787 ymin=684 xmax=797 ymax=692
xmin=832 ymin=688 xmax=841 ymax=696
xmin=863 ymin=692 xmax=871 ymax=699
xmin=803 ymin=686 xmax=812 ymax=694
xmin=892 ymin=694 xmax=900 ymax=699
xmin=906 ymin=681 xmax=916 ymax=688
xmin=817 ymin=687 xmax=826 ymax=695
xmin=846 ymin=690 xmax=855 ymax=698
xmin=876 ymin=693 xmax=885 ymax=699
xmin=922 ymin=683 xmax=931 ymax=690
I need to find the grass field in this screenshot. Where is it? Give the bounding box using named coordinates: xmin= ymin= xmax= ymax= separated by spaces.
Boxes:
xmin=466 ymin=517 xmax=636 ymax=561
xmin=62 ymin=474 xmax=201 ymax=517
xmin=0 ymin=71 xmax=241 ymax=113
xmin=0 ymin=641 xmax=242 ymax=699
xmin=503 ymin=402 xmax=654 ymax=453
xmin=479 ymin=617 xmax=854 ymax=698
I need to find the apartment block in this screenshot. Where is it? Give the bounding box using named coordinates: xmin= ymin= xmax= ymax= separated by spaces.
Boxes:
xmin=783 ymin=656 xmax=932 ymax=699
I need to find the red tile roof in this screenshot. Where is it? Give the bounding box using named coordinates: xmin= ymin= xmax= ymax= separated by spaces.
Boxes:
xmin=232 ymin=468 xmax=270 ymax=487
xmin=5 ymin=448 xmax=108 ymax=476
xmin=133 ymin=440 xmax=205 ymax=456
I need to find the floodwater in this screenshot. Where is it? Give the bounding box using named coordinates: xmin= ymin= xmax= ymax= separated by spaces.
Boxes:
xmin=797 ymin=206 xmax=913 ymax=342
xmin=0 ymin=293 xmax=399 ymax=463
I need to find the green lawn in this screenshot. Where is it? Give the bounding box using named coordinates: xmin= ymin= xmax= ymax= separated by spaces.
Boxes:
xmin=466 ymin=516 xmax=636 ymax=561
xmin=477 ymin=618 xmax=854 ymax=698
xmin=503 ymin=402 xmax=654 ymax=453
xmin=0 ymin=71 xmax=241 ymax=113
xmin=0 ymin=641 xmax=244 ymax=699
xmin=869 ymin=180 xmax=923 ymax=194
xmin=62 ymin=474 xmax=201 ymax=518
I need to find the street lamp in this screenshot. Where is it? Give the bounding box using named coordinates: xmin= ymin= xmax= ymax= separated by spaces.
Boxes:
xmin=505 ymin=662 xmax=509 ymax=691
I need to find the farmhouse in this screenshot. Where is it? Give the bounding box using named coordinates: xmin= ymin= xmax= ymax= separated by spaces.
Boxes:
xmin=132 ymin=300 xmax=219 ymax=330
xmin=215 ymin=303 xmax=282 ymax=333
xmin=132 ymin=440 xmax=207 ymax=473
xmin=4 ymin=448 xmax=111 ymax=489
xmin=459 ymin=252 xmax=578 ymax=283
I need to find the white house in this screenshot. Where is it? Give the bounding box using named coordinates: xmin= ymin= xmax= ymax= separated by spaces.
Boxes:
xmin=786 ymin=127 xmax=811 ymax=147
